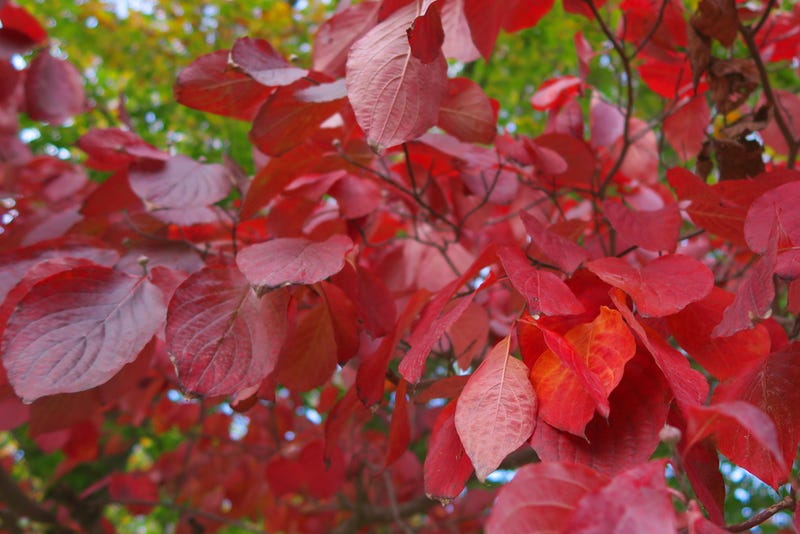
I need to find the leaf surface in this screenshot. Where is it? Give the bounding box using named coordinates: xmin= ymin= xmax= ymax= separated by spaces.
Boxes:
xmin=437 ymin=77 xmax=496 ymax=144
xmin=424 ymin=400 xmax=474 ymax=501
xmin=455 ymin=337 xmax=537 ymax=482
xmin=236 ymin=235 xmax=352 ymax=289
xmin=230 ymin=37 xmax=308 ymax=86
xmin=587 ymin=254 xmax=714 ymax=317
xmin=346 ymin=2 xmax=447 ymax=150
xmin=2 ymin=266 xmax=164 ymax=402
xmin=166 ymin=266 xmax=288 ymax=397
xmin=603 ymin=200 xmax=681 ymax=252
xmin=24 ymin=50 xmax=84 ymax=124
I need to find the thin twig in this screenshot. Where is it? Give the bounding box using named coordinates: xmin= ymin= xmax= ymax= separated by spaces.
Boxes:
xmin=726 ymin=494 xmax=795 ymax=532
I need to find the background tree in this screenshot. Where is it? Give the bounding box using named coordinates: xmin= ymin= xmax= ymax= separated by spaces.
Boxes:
xmin=1 ymin=0 xmax=799 ymax=532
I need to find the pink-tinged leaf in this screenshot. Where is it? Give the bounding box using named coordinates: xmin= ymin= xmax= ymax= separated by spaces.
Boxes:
xmin=2 ymin=265 xmax=165 ymax=402
xmin=611 ymin=289 xmax=709 ymax=406
xmin=407 ymin=2 xmax=444 ymax=64
xmin=0 ymin=236 xmax=119 ymax=304
xmin=529 ymin=308 xmax=636 ymax=436
xmin=174 ymin=50 xmax=271 ymax=121
xmin=664 ymin=95 xmax=710 ymax=161
xmin=0 ymin=2 xmax=47 ymax=57
xmin=565 ymin=460 xmax=676 ymax=533
xmin=668 ymin=287 xmax=770 ymax=380
xmin=485 ymin=462 xmax=608 ymax=534
xmin=448 ymin=301 xmax=489 ymax=369
xmin=590 ymin=97 xmax=624 ymax=148
xmin=587 ymin=254 xmax=714 ymax=317
xmin=712 ymin=249 xmax=776 ymax=338
xmin=713 ymin=343 xmax=800 ymax=488
xmin=603 ymin=200 xmax=682 ymax=252
xmin=424 ymin=400 xmax=474 ymax=501
xmin=439 ymin=0 xmax=481 ymax=62
xmin=77 ymin=128 xmax=167 ymax=171
xmin=455 ymin=337 xmax=537 ymax=482
xmin=530 ymin=76 xmax=583 ymax=111
xmin=346 ymin=2 xmax=447 ymax=150
xmin=166 ymin=266 xmax=288 ymax=397
xmin=520 ymin=212 xmax=588 ymax=275
xmin=437 ymin=77 xmax=496 ymax=144
xmin=230 ymin=37 xmax=308 ymax=86
xmin=249 ymin=79 xmax=345 ymax=156
xmin=745 ymin=181 xmax=800 ymax=254
xmin=614 ymin=118 xmax=659 ymax=184
xmin=312 ymin=2 xmax=380 ymax=77
xmin=684 ymin=401 xmax=788 ymax=488
xmin=274 ymin=303 xmax=338 ymax=392
xmin=128 ymin=155 xmax=232 ymax=226
xmin=531 ymin=350 xmax=672 ymax=476
xmin=24 ymin=51 xmax=84 ymax=124
xmin=236 ymin=235 xmax=352 ymax=290
xmin=498 ymin=246 xmax=584 ymax=316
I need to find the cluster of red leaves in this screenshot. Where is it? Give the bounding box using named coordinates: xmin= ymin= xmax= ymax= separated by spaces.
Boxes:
xmin=1 ymin=0 xmax=800 ymax=532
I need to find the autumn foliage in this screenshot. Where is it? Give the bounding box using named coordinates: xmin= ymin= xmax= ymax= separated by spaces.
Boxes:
xmin=1 ymin=0 xmax=800 ymax=532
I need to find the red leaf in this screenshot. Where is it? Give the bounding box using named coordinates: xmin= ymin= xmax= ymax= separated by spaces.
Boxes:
xmin=346 ymin=2 xmax=447 ymax=150
xmin=529 ymin=307 xmax=636 ymax=436
xmin=531 ymin=350 xmax=672 ymax=476
xmin=530 ymin=76 xmax=583 ymax=111
xmin=590 ymin=98 xmax=624 ymax=148
xmin=485 ymin=462 xmax=608 ymax=534
xmin=385 ymin=380 xmax=411 ymax=466
xmin=611 ymin=289 xmax=709 ymax=406
xmin=602 ymin=200 xmax=682 ymax=252
xmin=664 ymin=96 xmax=710 ymax=161
xmin=498 ymin=246 xmax=584 ymax=316
xmin=532 ymin=133 xmax=595 ymax=189
xmin=358 ymin=290 xmax=429 ymax=407
xmin=713 ymin=343 xmax=800 ymax=488
xmin=566 ymin=460 xmax=676 ymax=533
xmin=25 ymin=50 xmax=84 ymax=124
xmin=0 ymin=2 xmax=47 ymax=57
xmin=684 ymin=401 xmax=788 ymax=488
xmin=274 ymin=303 xmax=337 ymax=393
xmin=128 ymin=155 xmax=232 ymax=225
xmin=312 ymin=2 xmax=380 ymax=77
xmin=2 ymin=266 xmax=165 ymax=402
xmin=587 ymin=254 xmax=714 ymax=317
xmin=77 ymin=128 xmax=167 ymax=171
xmin=712 ymin=249 xmax=776 ymax=337
xmin=440 ymin=0 xmax=481 ymax=62
xmin=109 ymin=473 xmax=158 ymax=514
xmin=463 ymin=0 xmax=551 ymax=60
xmin=455 ymin=337 xmax=537 ymax=482
xmin=174 ymin=50 xmax=271 ymax=121
xmin=229 ymin=37 xmax=308 ymax=86
xmin=745 ymin=181 xmax=800 ymax=254
xmin=437 ymin=77 xmax=496 ymax=144
xmin=0 ymin=236 xmax=119 ymax=304
xmin=424 ymin=401 xmax=474 ymax=501
xmin=249 ymin=79 xmax=345 ymax=156
xmin=407 ymin=2 xmax=444 ymax=64
xmin=668 ymin=287 xmax=770 ymax=380
xmin=166 ymin=266 xmax=288 ymax=397
xmin=520 ymin=212 xmax=588 ymax=274
xmin=236 ymin=235 xmax=352 ymax=290
xmin=667 ymin=167 xmax=747 ymax=245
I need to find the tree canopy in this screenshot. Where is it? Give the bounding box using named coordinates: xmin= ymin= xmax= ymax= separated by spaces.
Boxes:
xmin=1 ymin=0 xmax=800 ymax=532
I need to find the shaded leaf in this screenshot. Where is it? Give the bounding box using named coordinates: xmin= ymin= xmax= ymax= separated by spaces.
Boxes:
xmin=25 ymin=50 xmax=84 ymax=124
xmin=437 ymin=77 xmax=496 ymax=144
xmin=167 ymin=266 xmax=288 ymax=397
xmin=424 ymin=400 xmax=474 ymax=502
xmin=603 ymin=200 xmax=681 ymax=252
xmin=520 ymin=212 xmax=588 ymax=275
xmin=274 ymin=303 xmax=338 ymax=393
xmin=407 ymin=2 xmax=444 ymax=64
xmin=230 ymin=37 xmax=308 ymax=86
